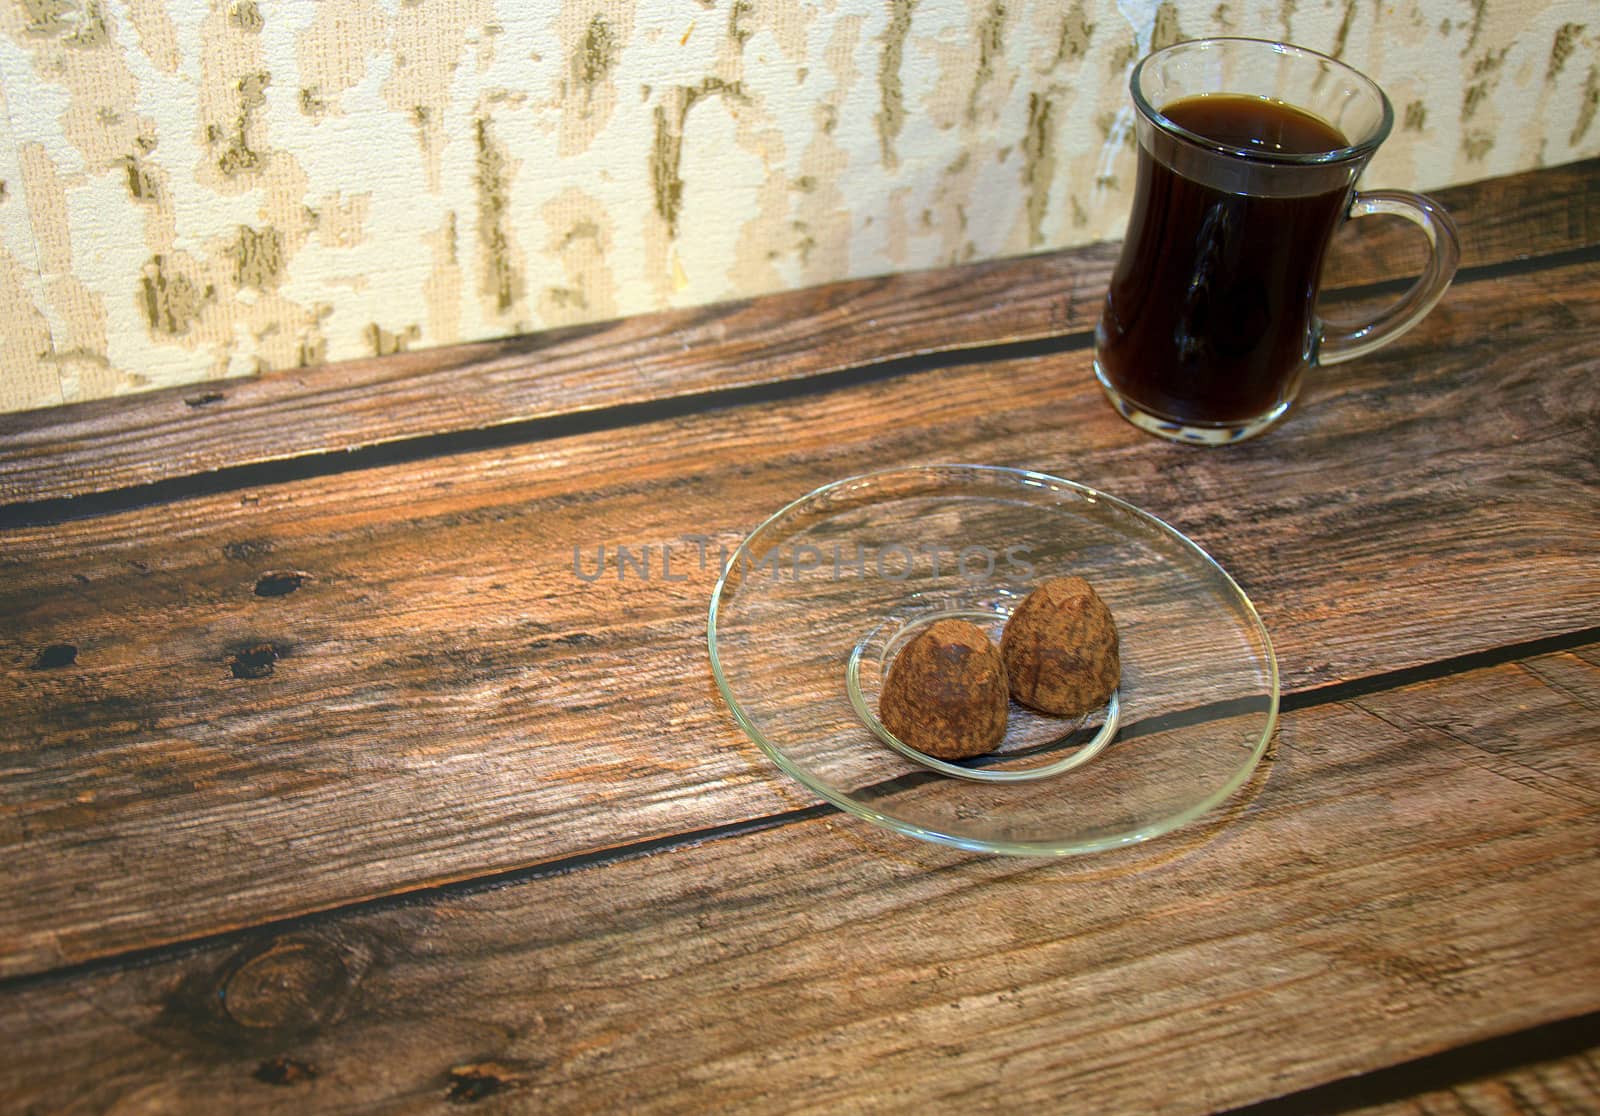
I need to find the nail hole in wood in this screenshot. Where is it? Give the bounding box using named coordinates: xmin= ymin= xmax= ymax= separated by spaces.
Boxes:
xmin=255 ymin=571 xmax=306 ymax=597
xmin=254 ymin=1057 xmax=317 ymax=1086
xmin=31 ymin=643 xmax=77 ymax=669
xmin=185 ymin=391 xmax=226 ymax=407
xmin=229 ymin=643 xmax=279 ymax=679
xmin=447 ymin=1064 xmax=525 ymax=1104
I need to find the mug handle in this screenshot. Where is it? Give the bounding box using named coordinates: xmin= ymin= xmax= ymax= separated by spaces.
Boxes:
xmin=1316 ymin=190 xmax=1462 ymax=366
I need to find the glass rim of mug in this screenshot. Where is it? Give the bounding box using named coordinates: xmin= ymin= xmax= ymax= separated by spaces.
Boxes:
xmin=1132 ymin=37 xmax=1396 ymax=168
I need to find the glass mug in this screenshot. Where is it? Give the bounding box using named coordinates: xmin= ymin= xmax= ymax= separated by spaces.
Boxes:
xmin=1094 ymin=38 xmax=1461 ymax=444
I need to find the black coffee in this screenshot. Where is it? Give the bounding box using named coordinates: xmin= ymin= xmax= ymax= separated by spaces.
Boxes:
xmin=1097 ymin=95 xmax=1352 ymax=425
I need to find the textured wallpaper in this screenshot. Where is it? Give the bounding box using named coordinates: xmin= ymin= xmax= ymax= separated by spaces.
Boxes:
xmin=0 ymin=0 xmax=1595 ymax=413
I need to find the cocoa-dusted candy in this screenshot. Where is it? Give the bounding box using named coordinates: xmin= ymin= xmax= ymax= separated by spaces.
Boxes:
xmin=878 ymin=619 xmax=1009 ymax=760
xmin=1000 ymin=576 xmax=1120 ymax=715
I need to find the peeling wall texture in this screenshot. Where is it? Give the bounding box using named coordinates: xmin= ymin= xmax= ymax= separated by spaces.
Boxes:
xmin=0 ymin=0 xmax=1595 ymax=413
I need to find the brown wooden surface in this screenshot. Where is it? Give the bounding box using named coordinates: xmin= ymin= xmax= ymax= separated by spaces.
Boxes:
xmin=0 ymin=161 xmax=1597 ymax=1112
xmin=0 ymin=255 xmax=1594 ymax=979
xmin=0 ymin=646 xmax=1596 ymax=1113
xmin=0 ymin=158 xmax=1594 ymax=509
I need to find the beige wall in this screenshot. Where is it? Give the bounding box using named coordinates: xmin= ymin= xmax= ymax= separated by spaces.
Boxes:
xmin=0 ymin=0 xmax=1595 ymax=414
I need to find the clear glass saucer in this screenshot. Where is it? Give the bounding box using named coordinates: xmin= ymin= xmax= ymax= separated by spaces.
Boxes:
xmin=708 ymin=465 xmax=1278 ymax=856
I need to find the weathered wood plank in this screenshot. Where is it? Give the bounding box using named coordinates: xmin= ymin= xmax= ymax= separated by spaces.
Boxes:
xmin=0 ymin=248 xmax=1114 ymax=508
xmin=1335 ymin=1045 xmax=1600 ymax=1116
xmin=0 ymin=257 xmax=1594 ymax=979
xmin=1231 ymin=1014 xmax=1600 ymax=1115
xmin=0 ymin=648 xmax=1595 ymax=1114
xmin=0 ymin=160 xmax=1593 ymax=507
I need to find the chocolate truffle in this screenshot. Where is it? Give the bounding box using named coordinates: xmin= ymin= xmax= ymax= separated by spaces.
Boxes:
xmin=878 ymin=619 xmax=1009 ymax=759
xmin=1000 ymin=576 xmax=1120 ymax=715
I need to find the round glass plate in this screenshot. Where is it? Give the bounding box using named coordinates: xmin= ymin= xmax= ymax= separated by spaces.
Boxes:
xmin=708 ymin=465 xmax=1278 ymax=856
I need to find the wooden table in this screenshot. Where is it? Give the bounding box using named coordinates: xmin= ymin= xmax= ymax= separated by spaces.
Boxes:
xmin=1 ymin=160 xmax=1596 ymax=1114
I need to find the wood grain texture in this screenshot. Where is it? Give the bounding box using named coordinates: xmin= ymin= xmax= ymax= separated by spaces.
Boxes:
xmin=0 ymin=647 xmax=1595 ymax=1114
xmin=0 ymin=251 xmax=1595 ymax=980
xmin=0 ymin=160 xmax=1594 ymax=508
